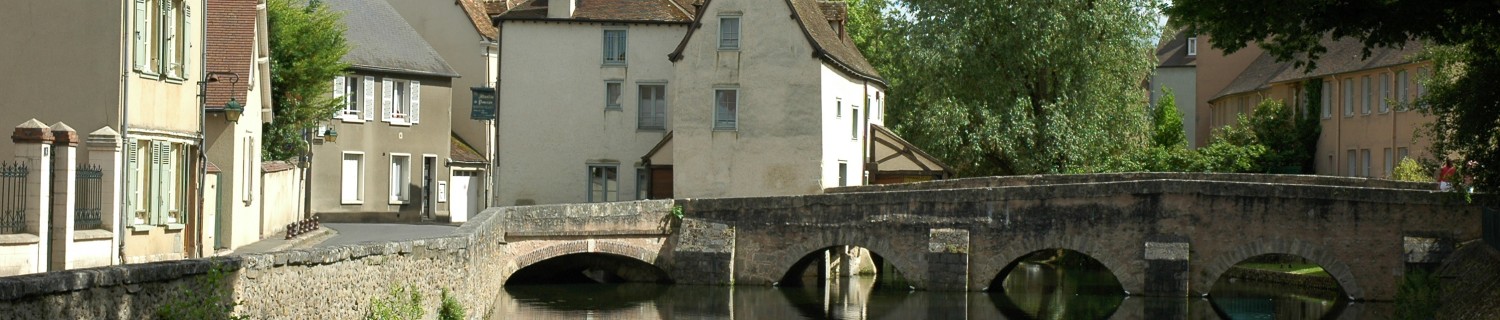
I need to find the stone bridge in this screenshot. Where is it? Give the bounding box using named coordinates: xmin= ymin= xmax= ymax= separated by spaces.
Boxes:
xmin=0 ymin=173 xmax=1485 ymax=319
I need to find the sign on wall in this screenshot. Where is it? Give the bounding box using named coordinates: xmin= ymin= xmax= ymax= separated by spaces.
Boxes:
xmin=470 ymin=87 xmax=496 ymax=120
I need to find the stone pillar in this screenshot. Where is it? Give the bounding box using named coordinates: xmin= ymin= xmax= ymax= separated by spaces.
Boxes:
xmin=11 ymin=119 xmax=52 ymax=275
xmin=1142 ymin=235 xmax=1191 ymax=296
xmin=668 ymin=219 xmax=736 ymax=285
xmin=47 ymin=122 xmax=78 ymax=271
xmin=87 ymin=127 xmax=122 ymax=266
xmin=926 ymin=228 xmax=969 ymax=291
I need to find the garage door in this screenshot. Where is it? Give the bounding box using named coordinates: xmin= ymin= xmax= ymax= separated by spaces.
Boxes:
xmin=449 ymin=171 xmax=482 ymax=223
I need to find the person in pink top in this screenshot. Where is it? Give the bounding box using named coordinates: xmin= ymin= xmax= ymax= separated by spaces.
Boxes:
xmin=1437 ymin=160 xmax=1457 ymax=191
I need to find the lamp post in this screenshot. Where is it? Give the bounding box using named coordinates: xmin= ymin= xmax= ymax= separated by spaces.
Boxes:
xmin=200 ymin=72 xmax=243 ymax=122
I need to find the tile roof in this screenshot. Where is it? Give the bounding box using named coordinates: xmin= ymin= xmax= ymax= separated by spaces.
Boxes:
xmin=498 ymin=0 xmax=692 ymax=23
xmin=321 ymin=0 xmax=459 ymax=77
xmin=1212 ymin=37 xmax=1425 ymax=101
xmin=667 ymin=0 xmax=884 ymax=87
xmin=204 ymin=0 xmax=258 ymax=110
xmin=458 ymin=0 xmax=500 ymax=40
xmin=1210 ymin=52 xmax=1292 ymax=101
xmin=450 ymin=133 xmax=487 ymax=164
xmin=262 ymin=160 xmax=296 ymax=173
xmin=1156 ymin=29 xmax=1196 ymax=68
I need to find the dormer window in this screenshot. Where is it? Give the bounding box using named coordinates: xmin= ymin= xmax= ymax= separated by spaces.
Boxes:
xmin=1186 ymin=36 xmax=1198 ymax=56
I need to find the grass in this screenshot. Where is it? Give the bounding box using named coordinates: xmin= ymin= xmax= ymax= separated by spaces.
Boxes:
xmin=1238 ymin=263 xmax=1331 ymax=277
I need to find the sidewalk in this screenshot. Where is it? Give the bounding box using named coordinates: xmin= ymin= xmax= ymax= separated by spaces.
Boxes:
xmin=228 ymin=222 xmax=459 ymax=255
xmin=229 ymin=227 xmax=337 ymax=255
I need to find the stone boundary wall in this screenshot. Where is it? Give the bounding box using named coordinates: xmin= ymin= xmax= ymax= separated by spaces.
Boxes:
xmin=499 ymin=200 xmax=675 ymax=240
xmin=827 ymin=172 xmax=1435 ymax=193
xmin=1219 ymin=266 xmax=1341 ymax=291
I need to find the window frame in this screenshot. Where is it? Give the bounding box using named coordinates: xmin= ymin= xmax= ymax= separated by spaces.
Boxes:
xmin=1321 ymin=80 xmax=1333 ymax=119
xmin=719 ymin=15 xmax=741 ymax=50
xmin=1396 ymin=70 xmax=1410 ymax=111
xmin=1361 ymin=76 xmax=1372 ymax=115
xmin=605 ymin=81 xmax=623 ymax=110
xmin=1342 ymin=78 xmax=1354 ymax=117
xmin=1186 ymin=37 xmax=1197 ymax=56
xmin=134 ymin=0 xmax=190 ymax=80
xmin=1346 ymin=149 xmax=1357 ymax=177
xmin=637 ymin=83 xmax=667 ymax=130
xmin=587 ymin=164 xmax=619 ymax=203
xmin=1378 ymin=73 xmax=1390 ymax=113
xmin=851 ymin=106 xmax=861 ymax=140
xmin=389 ymin=153 xmax=411 ymax=204
xmin=602 ymin=29 xmax=628 ymax=66
xmin=714 ymin=88 xmax=739 ymax=131
xmin=337 ymin=75 xmax=363 ymax=121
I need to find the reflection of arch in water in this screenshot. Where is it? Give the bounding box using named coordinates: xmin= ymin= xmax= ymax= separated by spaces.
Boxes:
xmin=506 ymin=251 xmax=671 ymax=285
xmin=504 ymin=240 xmax=669 ymax=285
xmin=502 ymin=282 xmax=670 ymax=312
xmin=1207 ymin=253 xmax=1349 ymax=320
xmin=777 ymin=245 xmax=910 ymax=289
xmin=1199 ymin=239 xmax=1362 ymax=299
xmin=986 ymin=249 xmax=1126 ymax=320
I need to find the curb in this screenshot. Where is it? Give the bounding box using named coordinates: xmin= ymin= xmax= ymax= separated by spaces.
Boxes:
xmin=267 ymin=228 xmax=338 ymax=252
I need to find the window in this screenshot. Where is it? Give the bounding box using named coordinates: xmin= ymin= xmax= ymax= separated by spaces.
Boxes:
xmin=390 ymin=154 xmax=410 ymax=203
xmin=603 ymin=29 xmax=627 ymax=65
xmin=605 ymin=81 xmax=622 ymax=110
xmin=636 ymin=167 xmax=648 ymax=200
xmin=1383 ymin=148 xmax=1393 ymax=178
xmin=1346 ymin=149 xmax=1357 ymax=177
xmin=714 ymin=89 xmax=738 ymax=130
xmin=638 ymin=84 xmax=667 ymax=129
xmin=1321 ymin=80 xmax=1333 ymax=119
xmin=243 ymin=137 xmax=254 ymax=204
xmin=125 ymin=139 xmax=188 ymax=226
xmin=342 ymin=153 xmax=363 ymax=204
xmin=1362 ymin=149 xmax=1372 ymax=177
xmin=720 ymin=16 xmax=741 ymax=50
xmin=1361 ymin=76 xmax=1372 ymax=115
xmin=1396 ymin=70 xmax=1410 ymax=111
xmin=851 ymin=107 xmax=860 ymax=140
xmin=1186 ymin=37 xmax=1197 ymax=56
xmin=1398 ymin=147 xmax=1409 ymax=162
xmin=1379 ymin=73 xmax=1390 ymax=113
xmin=382 ymin=79 xmax=421 ymax=125
xmin=1342 ymin=78 xmax=1354 ymax=117
xmin=838 ymin=162 xmax=848 ymax=187
xmin=836 ymin=98 xmax=842 ymax=118
xmin=333 ymin=75 xmax=365 ymax=120
xmin=588 ymin=165 xmax=618 ymax=202
xmin=134 ymin=0 xmax=191 ymax=79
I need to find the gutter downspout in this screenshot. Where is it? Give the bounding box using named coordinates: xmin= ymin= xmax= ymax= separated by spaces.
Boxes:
xmin=118 ymin=1 xmax=134 ymax=266
xmin=195 ymin=0 xmax=209 ymax=258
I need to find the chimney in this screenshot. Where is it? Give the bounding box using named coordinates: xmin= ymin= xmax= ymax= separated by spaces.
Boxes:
xmin=818 ymin=1 xmax=848 ymax=39
xmin=548 ymin=0 xmax=577 ymax=18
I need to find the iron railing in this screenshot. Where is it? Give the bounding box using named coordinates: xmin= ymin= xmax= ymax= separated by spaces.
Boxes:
xmin=75 ymin=164 xmax=103 ymax=230
xmin=0 ymin=162 xmax=28 ymax=234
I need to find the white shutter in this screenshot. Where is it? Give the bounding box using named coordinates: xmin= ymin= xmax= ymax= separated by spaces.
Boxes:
xmin=382 ymin=79 xmax=394 ymax=122
xmin=409 ymin=81 xmax=421 ymax=124
xmin=363 ymin=76 xmax=376 ymax=120
xmin=133 ymin=0 xmax=149 ymax=71
xmin=181 ymin=3 xmax=192 ymax=77
xmin=333 ymin=76 xmax=346 ymax=119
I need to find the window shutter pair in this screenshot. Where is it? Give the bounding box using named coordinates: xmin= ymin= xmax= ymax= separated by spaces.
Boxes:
xmin=333 ymin=76 xmax=346 ymax=118
xmin=363 ymin=76 xmax=376 ymax=121
xmin=409 ymin=81 xmax=421 ymax=124
xmin=178 ymin=3 xmax=192 ymax=77
xmin=382 ymin=79 xmax=394 ymax=122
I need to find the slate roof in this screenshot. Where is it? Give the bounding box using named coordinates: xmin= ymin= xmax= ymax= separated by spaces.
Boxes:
xmin=321 ymin=0 xmax=459 ymax=77
xmin=1156 ymin=29 xmax=1196 ymax=68
xmin=667 ymin=0 xmax=884 ymax=87
xmin=497 ymin=0 xmax=693 ymax=23
xmin=1212 ymin=37 xmax=1424 ymax=101
xmin=458 ymin=0 xmax=500 ymax=40
xmin=204 ymin=0 xmax=257 ymax=110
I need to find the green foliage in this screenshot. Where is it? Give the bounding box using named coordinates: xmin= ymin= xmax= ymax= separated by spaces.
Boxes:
xmin=157 ymin=261 xmax=247 ymax=320
xmin=1247 ymin=99 xmax=1317 ymax=173
xmin=367 ymin=285 xmax=423 ymax=320
xmin=1419 ymin=44 xmax=1498 ymax=193
xmin=849 ymin=0 xmax=1162 ymax=176
xmin=438 ymin=288 xmax=465 ymax=320
xmin=670 ymin=205 xmax=684 ymax=220
xmin=1151 ymin=88 xmax=1187 ymax=149
xmin=1395 ymin=268 xmax=1441 ymax=320
xmin=265 ymin=0 xmax=351 ymax=161
xmin=1393 ymin=157 xmax=1434 ymax=183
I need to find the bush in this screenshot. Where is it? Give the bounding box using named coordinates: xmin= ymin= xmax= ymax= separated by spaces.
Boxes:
xmin=1393 ymin=157 xmax=1434 ymax=182
xmin=367 ymin=285 xmax=423 ymax=320
xmin=439 ymin=288 xmax=465 ymax=320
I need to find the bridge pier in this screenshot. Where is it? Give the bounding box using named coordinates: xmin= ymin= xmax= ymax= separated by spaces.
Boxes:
xmin=927 ymin=229 xmax=970 ymax=291
xmin=1142 ymin=236 xmax=1191 ymax=296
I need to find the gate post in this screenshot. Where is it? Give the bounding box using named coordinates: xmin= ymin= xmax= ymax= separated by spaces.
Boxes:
xmin=11 ymin=119 xmax=53 ymax=275
xmin=87 ymin=127 xmax=122 ymax=265
xmin=48 ymin=122 xmax=78 ymax=271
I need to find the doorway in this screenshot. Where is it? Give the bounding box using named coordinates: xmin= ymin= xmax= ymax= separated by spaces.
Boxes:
xmin=422 ymin=156 xmax=436 ymax=220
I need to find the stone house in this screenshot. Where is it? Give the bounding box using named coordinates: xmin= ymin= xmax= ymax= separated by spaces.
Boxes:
xmin=1208 ymin=38 xmax=1431 ymax=178
xmin=494 ymin=0 xmax=945 ymax=205
xmin=310 ymin=0 xmax=461 ymax=223
xmin=383 ymin=0 xmax=500 ymax=222
xmin=203 ymin=0 xmax=280 ymax=253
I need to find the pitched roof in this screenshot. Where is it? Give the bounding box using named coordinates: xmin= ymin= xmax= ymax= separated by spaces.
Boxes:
xmin=1268 ymin=37 xmax=1424 ymax=83
xmin=497 ymin=0 xmax=693 ymax=23
xmin=667 ymin=0 xmax=884 ymax=87
xmin=1210 ymin=52 xmax=1293 ymax=101
xmin=321 ymin=0 xmax=459 ymax=77
xmin=204 ymin=0 xmax=257 ymax=110
xmin=1156 ymin=29 xmax=1196 ymax=68
xmin=450 ymin=133 xmax=487 ymax=165
xmin=457 ymin=0 xmax=499 ymax=40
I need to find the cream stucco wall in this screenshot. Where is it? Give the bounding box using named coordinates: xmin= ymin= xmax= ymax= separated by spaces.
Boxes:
xmin=819 ymin=65 xmax=882 ymax=188
xmin=310 ymin=71 xmax=453 ymax=222
xmin=259 ymin=168 xmax=302 ymax=239
xmin=204 ymin=70 xmax=267 ymax=251
xmin=1191 ymin=34 xmax=1263 ymax=148
xmin=1309 ymin=64 xmax=1433 ymax=178
xmin=496 ymin=21 xmax=682 ymax=205
xmin=0 ymin=1 xmax=125 ymax=158
xmin=668 ymin=0 xmax=828 ymax=198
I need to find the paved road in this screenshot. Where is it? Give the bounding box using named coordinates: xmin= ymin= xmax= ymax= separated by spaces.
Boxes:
xmin=315 ymin=223 xmax=459 ymax=247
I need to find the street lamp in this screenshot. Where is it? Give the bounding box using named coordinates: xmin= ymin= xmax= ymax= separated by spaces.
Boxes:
xmin=223 ymin=98 xmax=244 ymax=123
xmin=201 ymin=71 xmax=242 ymax=123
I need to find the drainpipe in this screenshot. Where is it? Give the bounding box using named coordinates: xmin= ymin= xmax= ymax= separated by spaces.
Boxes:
xmin=194 ymin=0 xmax=209 ymax=258
xmin=118 ymin=1 xmax=133 ymax=265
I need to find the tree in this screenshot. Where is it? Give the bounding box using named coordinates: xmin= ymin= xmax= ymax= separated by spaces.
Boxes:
xmin=1166 ymin=0 xmax=1500 ymax=190
xmin=849 ymin=0 xmax=1162 ymax=176
xmin=1151 ymin=88 xmax=1187 ymax=150
xmin=265 ymin=0 xmax=350 ymax=161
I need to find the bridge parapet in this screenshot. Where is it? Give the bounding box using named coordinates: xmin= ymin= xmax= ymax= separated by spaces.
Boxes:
xmin=497 ymin=200 xmax=675 ymax=241
xmin=827 ymin=172 xmax=1435 ymax=194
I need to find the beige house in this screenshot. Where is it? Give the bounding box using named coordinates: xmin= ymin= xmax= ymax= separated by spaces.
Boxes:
xmin=203 ymin=0 xmax=278 ymax=253
xmin=384 ymin=0 xmax=500 ymax=222
xmin=310 ymin=0 xmax=460 ymax=223
xmin=0 ymin=0 xmax=214 ymax=271
xmin=495 ymin=0 xmax=943 ymax=205
xmin=1208 ymin=38 xmax=1430 ymax=178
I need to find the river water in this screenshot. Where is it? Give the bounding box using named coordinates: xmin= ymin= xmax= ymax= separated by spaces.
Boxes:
xmin=489 ymin=261 xmax=1394 ymax=319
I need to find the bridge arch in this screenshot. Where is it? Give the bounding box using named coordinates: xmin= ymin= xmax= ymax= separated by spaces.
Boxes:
xmin=1197 ymin=238 xmax=1363 ymax=299
xmin=975 ymin=239 xmax=1142 ymax=294
xmin=503 ymin=240 xmax=665 ymax=283
xmin=765 ymin=231 xmax=926 ymax=289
